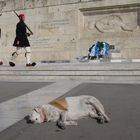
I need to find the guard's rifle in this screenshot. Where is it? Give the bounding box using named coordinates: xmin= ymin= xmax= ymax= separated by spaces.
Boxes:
xmin=13 ymin=10 xmax=33 ymax=35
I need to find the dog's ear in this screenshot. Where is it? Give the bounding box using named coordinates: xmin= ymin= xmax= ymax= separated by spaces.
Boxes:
xmin=34 ymin=106 xmax=42 ymax=113
xmin=34 ymin=106 xmax=47 ymax=122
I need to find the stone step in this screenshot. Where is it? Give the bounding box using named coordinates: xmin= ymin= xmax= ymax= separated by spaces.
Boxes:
xmin=0 ymin=62 xmax=140 ymax=82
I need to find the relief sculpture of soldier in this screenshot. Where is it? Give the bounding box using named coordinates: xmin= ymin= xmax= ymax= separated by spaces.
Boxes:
xmin=9 ymin=13 xmax=36 ymax=67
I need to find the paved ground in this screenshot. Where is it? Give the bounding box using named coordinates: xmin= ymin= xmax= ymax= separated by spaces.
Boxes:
xmin=0 ymin=82 xmax=140 ymax=140
xmin=0 ymin=82 xmax=52 ymax=103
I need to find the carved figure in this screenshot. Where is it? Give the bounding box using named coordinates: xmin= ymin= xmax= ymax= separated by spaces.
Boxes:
xmin=88 ymin=15 xmax=138 ymax=33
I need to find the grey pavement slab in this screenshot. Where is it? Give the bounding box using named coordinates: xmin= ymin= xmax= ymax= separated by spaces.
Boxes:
xmin=0 ymin=82 xmax=140 ymax=140
xmin=0 ymin=82 xmax=52 ymax=103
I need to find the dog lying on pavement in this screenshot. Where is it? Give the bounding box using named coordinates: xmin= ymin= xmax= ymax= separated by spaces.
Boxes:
xmin=28 ymin=95 xmax=110 ymax=129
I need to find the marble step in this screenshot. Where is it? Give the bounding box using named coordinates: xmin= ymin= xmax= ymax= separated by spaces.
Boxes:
xmin=0 ymin=62 xmax=140 ymax=82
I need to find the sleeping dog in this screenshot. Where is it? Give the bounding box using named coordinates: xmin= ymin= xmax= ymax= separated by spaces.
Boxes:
xmin=29 ymin=95 xmax=110 ymax=129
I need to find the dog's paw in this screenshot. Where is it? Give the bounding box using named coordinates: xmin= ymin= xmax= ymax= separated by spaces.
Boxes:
xmin=56 ymin=121 xmax=66 ymax=130
xmin=96 ymin=116 xmax=104 ymax=124
xmin=104 ymin=117 xmax=110 ymax=123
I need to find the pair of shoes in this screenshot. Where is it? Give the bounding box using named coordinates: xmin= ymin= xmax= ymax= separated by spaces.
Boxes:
xmin=0 ymin=61 xmax=3 ymax=65
xmin=26 ymin=62 xmax=36 ymax=67
xmin=9 ymin=61 xmax=15 ymax=67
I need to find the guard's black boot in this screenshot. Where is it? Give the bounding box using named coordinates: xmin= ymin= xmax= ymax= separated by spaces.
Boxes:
xmin=9 ymin=61 xmax=15 ymax=67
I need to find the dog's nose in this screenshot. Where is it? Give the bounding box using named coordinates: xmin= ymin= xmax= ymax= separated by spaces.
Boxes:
xmin=27 ymin=119 xmax=34 ymax=124
xmin=24 ymin=115 xmax=34 ymax=124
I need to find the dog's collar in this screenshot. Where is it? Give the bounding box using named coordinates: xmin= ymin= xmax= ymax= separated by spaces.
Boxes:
xmin=41 ymin=108 xmax=47 ymax=122
xmin=34 ymin=108 xmax=47 ymax=122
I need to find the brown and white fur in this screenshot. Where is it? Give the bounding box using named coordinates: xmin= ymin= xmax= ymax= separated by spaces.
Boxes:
xmin=29 ymin=95 xmax=110 ymax=129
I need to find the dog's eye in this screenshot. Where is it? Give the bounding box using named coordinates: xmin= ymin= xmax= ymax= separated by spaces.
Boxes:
xmin=36 ymin=118 xmax=38 ymax=120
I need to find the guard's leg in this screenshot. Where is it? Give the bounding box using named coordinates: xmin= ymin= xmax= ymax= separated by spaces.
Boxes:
xmin=11 ymin=52 xmax=18 ymax=60
xmin=25 ymin=47 xmax=36 ymax=67
xmin=9 ymin=47 xmax=22 ymax=67
xmin=25 ymin=47 xmax=31 ymax=65
xmin=11 ymin=47 xmax=22 ymax=60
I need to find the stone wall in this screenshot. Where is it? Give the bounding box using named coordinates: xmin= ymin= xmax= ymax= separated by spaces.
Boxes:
xmin=0 ymin=0 xmax=140 ymax=63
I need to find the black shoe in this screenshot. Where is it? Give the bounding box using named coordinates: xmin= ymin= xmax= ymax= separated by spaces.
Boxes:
xmin=26 ymin=62 xmax=36 ymax=67
xmin=32 ymin=62 xmax=36 ymax=66
xmin=9 ymin=61 xmax=15 ymax=67
xmin=0 ymin=61 xmax=3 ymax=65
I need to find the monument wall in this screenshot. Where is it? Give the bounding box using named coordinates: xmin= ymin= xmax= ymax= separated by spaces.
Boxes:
xmin=0 ymin=0 xmax=140 ymax=63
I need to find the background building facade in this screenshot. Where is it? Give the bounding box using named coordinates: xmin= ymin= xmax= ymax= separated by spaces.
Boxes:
xmin=0 ymin=0 xmax=140 ymax=63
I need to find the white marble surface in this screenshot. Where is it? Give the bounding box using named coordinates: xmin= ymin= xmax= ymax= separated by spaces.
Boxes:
xmin=0 ymin=80 xmax=82 ymax=132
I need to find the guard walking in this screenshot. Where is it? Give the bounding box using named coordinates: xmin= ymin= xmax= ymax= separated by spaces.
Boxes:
xmin=9 ymin=13 xmax=36 ymax=67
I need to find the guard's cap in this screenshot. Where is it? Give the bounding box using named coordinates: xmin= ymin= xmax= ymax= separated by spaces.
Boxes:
xmin=19 ymin=13 xmax=25 ymax=18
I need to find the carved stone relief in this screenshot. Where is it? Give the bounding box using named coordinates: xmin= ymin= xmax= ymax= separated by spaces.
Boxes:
xmin=94 ymin=15 xmax=138 ymax=33
xmin=81 ymin=7 xmax=140 ymax=35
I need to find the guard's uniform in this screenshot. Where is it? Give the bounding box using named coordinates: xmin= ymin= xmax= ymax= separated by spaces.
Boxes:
xmin=13 ymin=20 xmax=30 ymax=47
xmin=9 ymin=13 xmax=36 ymax=67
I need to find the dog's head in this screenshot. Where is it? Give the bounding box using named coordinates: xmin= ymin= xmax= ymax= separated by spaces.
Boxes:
xmin=29 ymin=106 xmax=47 ymax=124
